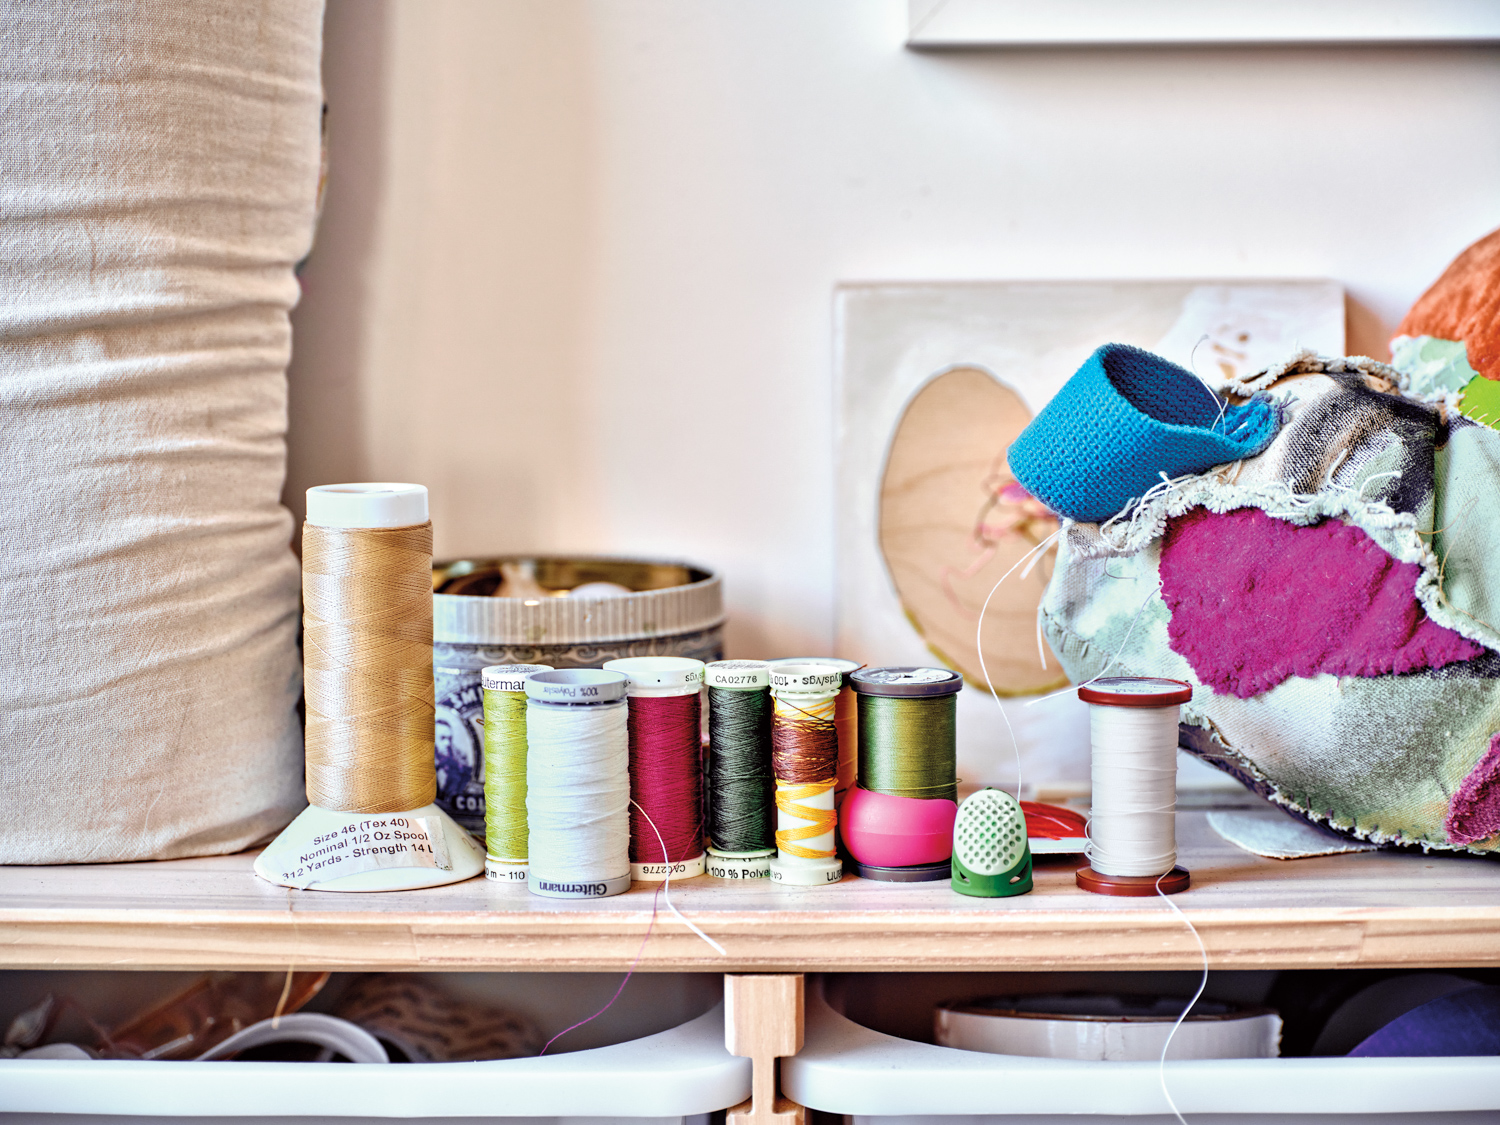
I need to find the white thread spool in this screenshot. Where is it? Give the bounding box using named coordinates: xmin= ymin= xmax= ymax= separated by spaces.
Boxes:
xmin=1077 ymin=677 xmax=1193 ymax=897
xmin=524 ymin=669 xmax=632 ymax=899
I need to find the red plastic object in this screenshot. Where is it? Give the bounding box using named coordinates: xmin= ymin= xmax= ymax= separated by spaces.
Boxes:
xmin=1020 ymin=800 xmax=1087 ymax=841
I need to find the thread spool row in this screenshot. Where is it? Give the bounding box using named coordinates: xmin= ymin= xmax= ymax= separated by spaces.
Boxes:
xmin=277 ymin=482 xmax=1194 ymax=901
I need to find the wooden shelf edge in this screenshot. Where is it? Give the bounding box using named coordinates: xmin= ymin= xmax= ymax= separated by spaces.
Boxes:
xmin=4 ymin=907 xmax=1499 ymax=972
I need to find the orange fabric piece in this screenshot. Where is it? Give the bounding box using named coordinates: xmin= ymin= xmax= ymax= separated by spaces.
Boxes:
xmin=1398 ymin=226 xmax=1500 ymax=381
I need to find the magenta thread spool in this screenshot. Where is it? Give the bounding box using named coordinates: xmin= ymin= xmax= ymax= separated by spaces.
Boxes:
xmin=602 ymin=656 xmax=707 ymax=880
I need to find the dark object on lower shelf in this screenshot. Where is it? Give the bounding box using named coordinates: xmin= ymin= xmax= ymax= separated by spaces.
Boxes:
xmin=1349 ymin=984 xmax=1500 ymax=1057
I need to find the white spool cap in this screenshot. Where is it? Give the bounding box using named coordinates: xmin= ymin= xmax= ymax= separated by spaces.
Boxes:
xmin=306 ymin=483 xmax=428 ymax=529
xmin=603 ymin=656 xmax=705 ymax=698
xmin=770 ymin=656 xmax=860 ymax=686
xmin=524 ymin=668 xmax=629 ymax=704
xmin=771 ymin=663 xmax=843 ymax=696
xmin=705 ymin=660 xmax=772 ymax=690
xmin=482 ymin=664 xmax=552 ymax=693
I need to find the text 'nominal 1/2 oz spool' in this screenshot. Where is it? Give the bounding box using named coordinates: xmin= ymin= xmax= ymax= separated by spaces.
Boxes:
xmin=253 ymin=484 xmax=485 ymax=892
xmin=704 ymin=660 xmax=774 ymax=880
xmin=481 ymin=663 xmax=551 ymax=884
xmin=1076 ymin=676 xmax=1194 ymax=897
xmin=524 ymin=669 xmax=632 ymax=899
xmin=603 ymin=656 xmax=707 ymax=880
xmin=841 ymin=667 xmax=962 ymax=882
xmin=768 ymin=664 xmax=845 ymax=886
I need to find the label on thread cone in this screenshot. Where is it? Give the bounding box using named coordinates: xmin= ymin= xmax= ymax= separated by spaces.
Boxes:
xmin=706 ymin=849 xmax=773 ymax=880
xmin=262 ymin=815 xmax=451 ymax=889
xmin=770 ymin=855 xmax=843 ymax=885
xmin=485 ymin=858 xmax=528 ymax=883
xmin=632 ymin=854 xmax=707 ymax=881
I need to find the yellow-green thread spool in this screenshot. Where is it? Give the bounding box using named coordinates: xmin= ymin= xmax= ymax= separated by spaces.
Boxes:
xmin=482 ymin=663 xmax=551 ymax=879
xmin=852 ymin=668 xmax=962 ymax=803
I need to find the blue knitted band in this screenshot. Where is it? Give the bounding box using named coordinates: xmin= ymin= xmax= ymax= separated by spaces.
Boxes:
xmin=1007 ymin=343 xmax=1282 ymax=524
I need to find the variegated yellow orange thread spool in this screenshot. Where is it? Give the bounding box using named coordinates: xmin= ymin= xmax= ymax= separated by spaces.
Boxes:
xmin=773 ymin=782 xmax=836 ymax=857
xmin=303 ymin=519 xmax=436 ymax=813
xmin=770 ymin=657 xmax=862 ymax=803
xmin=768 ymin=664 xmax=844 ymax=885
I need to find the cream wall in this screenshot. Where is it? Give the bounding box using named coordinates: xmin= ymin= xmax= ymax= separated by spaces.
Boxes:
xmin=286 ymin=0 xmax=1500 ymax=658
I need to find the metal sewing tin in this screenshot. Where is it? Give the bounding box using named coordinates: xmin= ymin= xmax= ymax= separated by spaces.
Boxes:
xmin=431 ymin=556 xmax=723 ymax=833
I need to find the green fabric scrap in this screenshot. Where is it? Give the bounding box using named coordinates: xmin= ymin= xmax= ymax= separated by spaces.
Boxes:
xmin=1459 ymin=372 xmax=1500 ymax=431
xmin=1390 ymin=334 xmax=1480 ymax=403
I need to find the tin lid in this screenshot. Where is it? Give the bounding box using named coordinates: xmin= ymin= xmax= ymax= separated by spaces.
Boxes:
xmin=524 ymin=668 xmax=628 ymax=704
xmin=1076 ymin=676 xmax=1192 ymax=708
xmin=850 ymin=666 xmax=963 ymax=698
xmin=705 ymin=660 xmax=772 ymax=690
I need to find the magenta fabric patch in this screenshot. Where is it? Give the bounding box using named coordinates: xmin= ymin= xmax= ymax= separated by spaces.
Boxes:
xmin=1447 ymin=733 xmax=1500 ymax=846
xmin=1159 ymin=507 xmax=1483 ymax=698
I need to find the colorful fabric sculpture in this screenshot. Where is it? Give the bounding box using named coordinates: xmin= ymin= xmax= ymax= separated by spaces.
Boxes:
xmin=1008 ymin=343 xmax=1282 ymax=523
xmin=1030 ymin=343 xmax=1500 ymax=853
xmin=1024 ymin=229 xmax=1500 ymax=855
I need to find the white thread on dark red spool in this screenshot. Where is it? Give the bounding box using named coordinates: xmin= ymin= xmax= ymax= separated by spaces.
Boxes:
xmin=1085 ymin=704 xmax=1180 ymax=877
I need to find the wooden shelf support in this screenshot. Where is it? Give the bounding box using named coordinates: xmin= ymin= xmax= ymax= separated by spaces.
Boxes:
xmin=725 ymin=973 xmax=806 ymax=1125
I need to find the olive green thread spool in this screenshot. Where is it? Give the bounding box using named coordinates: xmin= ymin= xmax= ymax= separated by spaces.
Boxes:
xmin=481 ymin=663 xmax=551 ymax=883
xmin=848 ymin=666 xmax=963 ymax=882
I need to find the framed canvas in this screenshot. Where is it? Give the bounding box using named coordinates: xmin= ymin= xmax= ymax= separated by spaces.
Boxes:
xmin=835 ymin=279 xmax=1345 ymax=795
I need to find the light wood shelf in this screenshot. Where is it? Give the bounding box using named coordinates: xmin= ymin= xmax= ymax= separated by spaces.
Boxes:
xmin=3 ymin=813 xmax=1498 ymax=973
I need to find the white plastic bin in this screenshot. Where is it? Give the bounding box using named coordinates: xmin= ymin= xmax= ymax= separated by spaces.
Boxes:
xmin=0 ymin=1004 xmax=748 ymax=1125
xmin=783 ymin=986 xmax=1500 ymax=1124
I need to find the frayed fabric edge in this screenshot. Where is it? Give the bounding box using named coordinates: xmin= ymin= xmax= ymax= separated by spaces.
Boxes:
xmin=1040 ymin=606 xmax=1493 ymax=856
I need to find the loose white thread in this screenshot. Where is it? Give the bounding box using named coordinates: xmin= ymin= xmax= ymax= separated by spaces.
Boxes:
xmin=1156 ymin=881 xmax=1209 ymax=1125
xmin=1025 ymin=575 xmax=1164 ymax=710
xmin=975 ymin=527 xmax=1063 ymax=799
xmin=1084 ymin=704 xmax=1179 ymax=877
xmin=632 ymin=799 xmax=726 ymax=956
xmin=526 ymin=699 xmax=630 ymax=884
